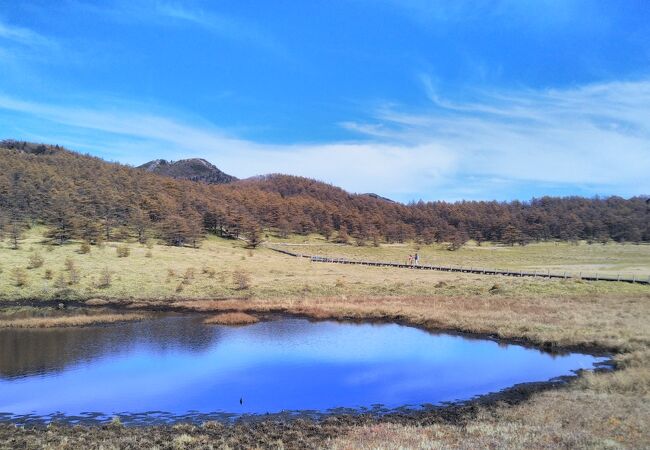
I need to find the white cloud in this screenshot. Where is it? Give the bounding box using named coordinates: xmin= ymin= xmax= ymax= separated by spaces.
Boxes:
xmin=357 ymin=78 xmax=650 ymax=190
xmin=69 ymin=0 xmax=286 ymax=56
xmin=154 ymin=2 xmax=284 ymax=54
xmin=0 ymin=95 xmax=456 ymax=197
xmin=0 ymin=19 xmax=54 ymax=49
xmin=372 ymin=0 xmax=594 ymax=29
xmin=1 ymin=78 xmax=649 ymax=201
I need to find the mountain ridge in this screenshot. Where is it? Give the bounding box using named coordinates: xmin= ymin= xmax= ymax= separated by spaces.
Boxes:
xmin=138 ymin=158 xmax=237 ymax=184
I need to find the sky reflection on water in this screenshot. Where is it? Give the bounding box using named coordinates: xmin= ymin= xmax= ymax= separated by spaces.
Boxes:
xmin=0 ymin=316 xmax=606 ymax=420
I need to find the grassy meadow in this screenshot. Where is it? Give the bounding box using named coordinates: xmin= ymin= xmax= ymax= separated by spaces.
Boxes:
xmin=267 ymin=233 xmax=650 ymax=277
xmin=1 ymin=227 xmax=650 ymax=448
xmin=0 ymin=227 xmax=649 ymax=304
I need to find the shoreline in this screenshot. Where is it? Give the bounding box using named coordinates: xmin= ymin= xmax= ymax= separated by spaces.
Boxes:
xmin=0 ymin=370 xmax=607 ymax=428
xmin=0 ymin=296 xmax=619 ymax=356
xmin=0 ymin=296 xmax=616 ymax=358
xmin=0 ymin=298 xmax=616 ymax=426
xmin=1 ymin=292 xmax=646 ymax=448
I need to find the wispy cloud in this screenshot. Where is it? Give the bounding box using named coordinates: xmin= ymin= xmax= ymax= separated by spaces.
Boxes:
xmin=1 ymin=77 xmax=649 ymax=201
xmin=72 ymin=0 xmax=286 ymax=56
xmin=353 ymin=77 xmax=650 ymax=192
xmin=0 ymin=19 xmax=54 ymax=49
xmin=373 ymin=0 xmax=592 ymax=28
xmin=154 ymin=2 xmax=285 ymax=55
xmin=0 ymin=94 xmax=454 ymax=198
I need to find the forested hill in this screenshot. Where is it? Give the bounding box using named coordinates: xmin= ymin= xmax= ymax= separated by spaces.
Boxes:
xmin=0 ymin=140 xmax=648 ymax=247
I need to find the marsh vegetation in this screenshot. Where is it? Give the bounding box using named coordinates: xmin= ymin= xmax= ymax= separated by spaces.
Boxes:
xmin=0 ymin=228 xmax=648 ymax=448
xmin=0 ymin=228 xmax=648 ymax=304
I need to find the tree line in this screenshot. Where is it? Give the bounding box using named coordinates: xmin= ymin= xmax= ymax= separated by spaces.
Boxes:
xmin=1 ymin=141 xmax=648 ymax=249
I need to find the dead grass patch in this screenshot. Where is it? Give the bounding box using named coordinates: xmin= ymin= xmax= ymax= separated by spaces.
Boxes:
xmin=0 ymin=313 xmax=146 ymax=328
xmin=203 ymin=312 xmax=259 ymax=326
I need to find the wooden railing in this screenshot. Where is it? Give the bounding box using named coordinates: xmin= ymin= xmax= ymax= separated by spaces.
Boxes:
xmin=267 ymin=247 xmax=650 ymax=285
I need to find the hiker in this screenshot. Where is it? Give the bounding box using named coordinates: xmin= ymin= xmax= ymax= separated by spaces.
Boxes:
xmin=407 ymin=254 xmax=412 ymax=265
xmin=414 ymin=253 xmax=419 ymax=265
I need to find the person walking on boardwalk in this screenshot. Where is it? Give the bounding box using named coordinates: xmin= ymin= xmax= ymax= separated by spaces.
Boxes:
xmin=407 ymin=254 xmax=412 ymax=265
xmin=414 ymin=252 xmax=419 ymax=266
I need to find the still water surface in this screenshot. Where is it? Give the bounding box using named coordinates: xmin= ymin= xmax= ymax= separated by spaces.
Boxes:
xmin=0 ymin=316 xmax=606 ymax=423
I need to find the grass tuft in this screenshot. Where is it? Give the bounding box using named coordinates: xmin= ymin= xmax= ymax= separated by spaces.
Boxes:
xmin=203 ymin=312 xmax=259 ymax=325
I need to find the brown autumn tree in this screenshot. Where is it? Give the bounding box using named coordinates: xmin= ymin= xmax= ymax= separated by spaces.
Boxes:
xmin=1 ymin=140 xmax=649 ymax=248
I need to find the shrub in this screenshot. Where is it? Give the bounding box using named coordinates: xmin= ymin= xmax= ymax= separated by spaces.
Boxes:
xmin=488 ymin=284 xmax=502 ymax=294
xmin=68 ymin=267 xmax=81 ymax=285
xmin=334 ymin=229 xmax=350 ymax=244
xmin=44 ymin=269 xmax=53 ymax=280
xmin=145 ymin=250 xmax=153 ymax=258
xmin=166 ymin=268 xmax=176 ymax=284
xmin=54 ymin=273 xmax=68 ymax=289
xmin=116 ymin=245 xmax=130 ymax=257
xmin=27 ymin=252 xmax=44 ymax=269
xmin=110 ymin=416 xmax=123 ymax=427
xmin=97 ymin=267 xmax=112 ymax=288
xmin=64 ymin=257 xmax=76 ymax=272
xmin=12 ymin=268 xmax=28 ymax=287
xmin=79 ymin=242 xmax=91 ymax=254
xmin=232 ymin=270 xmax=252 ymax=290
xmin=182 ymin=267 xmax=195 ymax=285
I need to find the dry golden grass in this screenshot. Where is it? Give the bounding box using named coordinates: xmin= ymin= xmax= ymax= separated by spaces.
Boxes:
xmin=0 ymin=313 xmax=146 ymax=328
xmin=329 ymin=372 xmax=650 ymax=449
xmin=203 ymin=312 xmax=259 ymax=325
xmin=268 ymin=235 xmax=650 ymax=276
xmin=330 ymin=387 xmax=649 ymax=449
xmin=1 ymin=227 xmax=649 ymax=303
xmin=166 ymin=294 xmax=648 ymax=352
xmin=2 ymin=228 xmax=650 ymax=447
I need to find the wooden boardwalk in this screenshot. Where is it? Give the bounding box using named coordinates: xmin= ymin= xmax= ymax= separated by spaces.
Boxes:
xmin=268 ymin=247 xmax=650 ymax=285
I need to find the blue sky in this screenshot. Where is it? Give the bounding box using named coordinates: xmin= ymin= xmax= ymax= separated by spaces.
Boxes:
xmin=1 ymin=0 xmax=649 ymax=202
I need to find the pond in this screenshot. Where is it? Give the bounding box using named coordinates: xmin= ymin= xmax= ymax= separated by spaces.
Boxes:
xmin=0 ymin=316 xmax=606 ymax=424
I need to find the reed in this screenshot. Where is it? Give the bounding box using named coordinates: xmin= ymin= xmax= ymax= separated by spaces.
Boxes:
xmin=203 ymin=312 xmax=259 ymax=325
xmin=0 ymin=313 xmax=146 ymax=328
